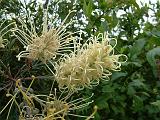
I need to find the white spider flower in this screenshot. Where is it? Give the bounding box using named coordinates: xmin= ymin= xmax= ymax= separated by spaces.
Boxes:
xmin=14 ymin=8 xmax=75 ymax=62
xmin=0 ymin=20 xmax=14 ymax=48
xmin=30 ymin=88 xmax=94 ymax=120
xmin=55 ymin=33 xmax=127 ymax=91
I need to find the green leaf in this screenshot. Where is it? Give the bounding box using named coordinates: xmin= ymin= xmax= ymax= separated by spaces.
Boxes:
xmin=129 ymin=79 xmax=145 ymax=88
xmin=125 ymin=61 xmax=142 ymax=67
xmin=111 ymin=72 xmax=128 ymax=81
xmin=130 ymin=0 xmax=140 ymax=10
xmin=102 ymin=84 xmax=115 ymax=93
xmin=151 ymin=100 xmax=160 ymax=110
xmin=99 ymin=20 xmax=108 ymax=32
xmin=132 ymin=95 xmax=143 ymax=112
xmin=94 ymin=112 xmax=101 ymax=120
xmin=110 ymin=104 xmax=124 ymax=114
xmin=83 ymin=0 xmax=93 ymax=18
xmin=127 ymin=86 xmax=136 ymax=96
xmin=95 ymin=96 xmax=110 ymax=110
xmin=146 ymin=47 xmax=160 ymax=77
xmin=130 ymin=38 xmax=146 ymax=60
xmin=141 ymin=92 xmax=150 ymax=97
xmin=151 ymin=28 xmax=160 ymax=37
xmin=112 ymin=11 xmax=118 ymax=28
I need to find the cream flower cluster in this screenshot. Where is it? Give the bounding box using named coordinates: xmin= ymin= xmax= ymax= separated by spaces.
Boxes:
xmin=14 ymin=9 xmax=74 ymax=62
xmin=1 ymin=3 xmax=128 ymax=119
xmin=18 ymin=88 xmax=94 ymax=120
xmin=18 ymin=29 xmax=61 ymax=62
xmin=55 ymin=33 xmax=127 ymax=91
xmin=43 ymin=91 xmax=93 ymax=120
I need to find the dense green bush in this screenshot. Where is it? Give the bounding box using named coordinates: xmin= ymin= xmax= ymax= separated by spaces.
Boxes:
xmin=0 ymin=0 xmax=160 ymax=120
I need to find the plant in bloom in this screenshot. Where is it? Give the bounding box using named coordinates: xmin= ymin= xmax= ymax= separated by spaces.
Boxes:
xmin=0 ymin=77 xmax=94 ymax=120
xmin=55 ymin=33 xmax=127 ymax=91
xmin=13 ymin=7 xmax=75 ymax=62
xmin=20 ymin=88 xmax=94 ymax=120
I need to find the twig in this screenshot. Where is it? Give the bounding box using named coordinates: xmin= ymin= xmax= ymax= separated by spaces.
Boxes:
xmin=0 ymin=82 xmax=12 ymax=91
xmin=19 ymin=76 xmax=54 ymax=81
xmin=14 ymin=64 xmax=26 ymax=78
xmin=0 ymin=59 xmax=13 ymax=80
xmin=0 ymin=69 xmax=15 ymax=81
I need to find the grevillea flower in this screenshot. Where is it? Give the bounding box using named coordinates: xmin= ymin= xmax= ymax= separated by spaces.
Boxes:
xmin=1 ymin=78 xmax=95 ymax=120
xmin=0 ymin=20 xmax=14 ymax=48
xmin=29 ymin=88 xmax=94 ymax=120
xmin=14 ymin=7 xmax=75 ymax=62
xmin=55 ymin=33 xmax=127 ymax=91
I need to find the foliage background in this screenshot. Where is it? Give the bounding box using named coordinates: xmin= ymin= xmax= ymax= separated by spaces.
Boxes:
xmin=0 ymin=0 xmax=160 ymax=119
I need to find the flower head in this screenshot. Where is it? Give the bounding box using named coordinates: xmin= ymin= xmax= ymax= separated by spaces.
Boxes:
xmin=14 ymin=7 xmax=75 ymax=62
xmin=30 ymin=88 xmax=93 ymax=120
xmin=55 ymin=33 xmax=127 ymax=91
